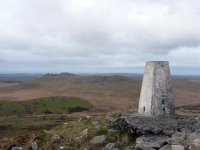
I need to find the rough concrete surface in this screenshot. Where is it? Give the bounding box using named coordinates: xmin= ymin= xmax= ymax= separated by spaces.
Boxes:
xmin=138 ymin=61 xmax=175 ymax=116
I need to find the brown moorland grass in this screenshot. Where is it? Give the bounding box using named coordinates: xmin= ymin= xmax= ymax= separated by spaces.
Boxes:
xmin=0 ymin=75 xmax=199 ymax=115
xmin=0 ymin=83 xmax=20 ymax=88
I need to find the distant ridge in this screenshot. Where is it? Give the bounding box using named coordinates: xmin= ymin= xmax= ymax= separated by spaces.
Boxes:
xmin=41 ymin=72 xmax=76 ymax=78
xmin=77 ymin=73 xmax=143 ymax=78
xmin=37 ymin=72 xmax=133 ymax=84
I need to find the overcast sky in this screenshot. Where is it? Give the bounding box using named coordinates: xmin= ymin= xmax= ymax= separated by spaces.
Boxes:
xmin=0 ymin=0 xmax=200 ymax=75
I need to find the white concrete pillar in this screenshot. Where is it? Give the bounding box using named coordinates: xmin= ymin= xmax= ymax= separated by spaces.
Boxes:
xmin=138 ymin=61 xmax=175 ymax=116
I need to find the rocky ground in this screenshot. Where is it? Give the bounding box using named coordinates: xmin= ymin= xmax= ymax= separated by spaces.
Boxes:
xmin=114 ymin=113 xmax=200 ymax=150
xmin=1 ymin=112 xmax=200 ymax=150
xmin=0 ymin=112 xmax=136 ymax=150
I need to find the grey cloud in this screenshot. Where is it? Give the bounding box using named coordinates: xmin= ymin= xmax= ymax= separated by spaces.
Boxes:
xmin=0 ymin=0 xmax=200 ymax=74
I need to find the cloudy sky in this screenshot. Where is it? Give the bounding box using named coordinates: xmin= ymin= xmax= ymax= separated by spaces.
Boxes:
xmin=0 ymin=0 xmax=200 ymax=75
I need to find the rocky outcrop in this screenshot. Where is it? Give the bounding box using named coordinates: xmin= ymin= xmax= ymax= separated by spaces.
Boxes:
xmin=114 ymin=113 xmax=200 ymax=150
xmin=115 ymin=114 xmax=200 ymax=135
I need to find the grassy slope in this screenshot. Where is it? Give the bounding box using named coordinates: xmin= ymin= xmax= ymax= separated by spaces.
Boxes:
xmin=38 ymin=74 xmax=142 ymax=99
xmin=0 ymin=97 xmax=92 ymax=116
xmin=0 ymin=114 xmax=77 ymax=139
xmin=0 ymin=75 xmax=142 ymax=113
xmin=31 ymin=75 xmax=200 ymax=105
xmin=0 ymin=112 xmax=136 ymax=150
xmin=0 ymin=101 xmax=26 ymax=116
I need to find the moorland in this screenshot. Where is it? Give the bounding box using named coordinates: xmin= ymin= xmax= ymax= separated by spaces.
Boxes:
xmin=0 ymin=73 xmax=200 ymax=149
xmin=0 ymin=73 xmax=200 ymax=115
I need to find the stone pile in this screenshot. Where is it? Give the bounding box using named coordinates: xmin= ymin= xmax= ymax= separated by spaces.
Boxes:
xmin=114 ymin=113 xmax=200 ymax=150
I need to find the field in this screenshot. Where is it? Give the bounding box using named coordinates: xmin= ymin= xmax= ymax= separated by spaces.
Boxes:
xmin=0 ymin=74 xmax=141 ymax=113
xmin=0 ymin=73 xmax=200 ymax=115
xmin=0 ymin=96 xmax=91 ymax=116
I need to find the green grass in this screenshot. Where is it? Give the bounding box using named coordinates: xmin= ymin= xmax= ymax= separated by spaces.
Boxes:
xmin=0 ymin=96 xmax=92 ymax=116
xmin=0 ymin=111 xmax=137 ymax=150
xmin=36 ymin=132 xmax=52 ymax=147
xmin=0 ymin=114 xmax=77 ymax=138
xmin=0 ymin=101 xmax=26 ymax=116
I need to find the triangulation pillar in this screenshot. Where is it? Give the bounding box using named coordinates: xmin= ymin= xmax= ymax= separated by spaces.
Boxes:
xmin=138 ymin=61 xmax=175 ymax=116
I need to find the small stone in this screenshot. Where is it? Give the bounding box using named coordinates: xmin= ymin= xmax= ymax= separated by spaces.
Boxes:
xmin=159 ymin=144 xmax=172 ymax=150
xmin=91 ymin=121 xmax=98 ymax=125
xmin=94 ymin=125 xmax=100 ymax=131
xmin=167 ymin=138 xmax=183 ymax=145
xmin=195 ymin=117 xmax=199 ymax=121
xmin=135 ymin=143 xmax=156 ymax=150
xmin=167 ymin=131 xmax=186 ymax=145
xmin=163 ymin=129 xmax=176 ymax=136
xmin=136 ymin=135 xmax=169 ymax=149
xmin=109 ymin=117 xmax=117 ymax=124
xmin=180 ymin=128 xmax=191 ymax=133
xmin=31 ymin=141 xmax=38 ymax=150
xmin=108 ymin=129 xmax=118 ymax=133
xmin=189 ymin=138 xmax=200 ymax=150
xmin=51 ymin=134 xmax=61 ymax=142
xmin=81 ymin=129 xmax=88 ymax=136
xmin=90 ymin=135 xmax=106 ymax=144
xmin=103 ymin=125 xmax=108 ymax=129
xmin=74 ymin=136 xmax=82 ymax=141
xmin=124 ymin=146 xmax=133 ymax=150
xmin=11 ymin=147 xmax=23 ymax=150
xmin=172 ymin=131 xmax=186 ymax=140
xmin=104 ymin=143 xmax=118 ymax=150
xmin=150 ymin=127 xmax=162 ymax=134
xmin=171 ymin=145 xmax=184 ymax=150
xmin=58 ymin=146 xmax=68 ymax=150
xmin=173 ymin=116 xmax=179 ymax=119
xmin=187 ymin=132 xmax=200 ymax=145
xmin=195 ymin=129 xmax=200 ymax=133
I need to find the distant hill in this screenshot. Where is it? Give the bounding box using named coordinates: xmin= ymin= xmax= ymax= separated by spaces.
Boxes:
xmin=0 ymin=73 xmax=44 ymax=83
xmin=0 ymin=72 xmax=200 ymax=82
xmin=77 ymin=73 xmax=143 ymax=78
xmin=38 ymin=73 xmax=133 ymax=84
xmin=0 ymin=72 xmax=200 ymax=116
xmin=41 ymin=72 xmax=76 ymax=78
xmin=172 ymin=75 xmax=200 ymax=80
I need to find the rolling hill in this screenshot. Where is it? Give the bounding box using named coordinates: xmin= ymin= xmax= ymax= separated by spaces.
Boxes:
xmin=0 ymin=73 xmax=199 ymax=115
